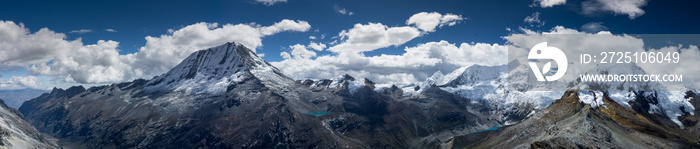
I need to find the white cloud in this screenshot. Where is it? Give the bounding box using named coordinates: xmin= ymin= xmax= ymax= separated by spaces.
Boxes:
xmin=334 ymin=5 xmax=354 ymax=16
xmin=280 ymin=52 xmax=291 ymax=59
xmin=0 ymin=21 xmax=80 ymax=67
xmin=69 ymin=29 xmax=93 ymax=34
xmin=287 ymin=44 xmax=317 ymax=59
xmin=105 ymin=29 xmax=117 ymax=32
xmin=518 ymin=26 xmax=582 ymax=35
xmin=582 ymin=0 xmax=647 ymax=19
xmin=307 ymin=41 xmax=326 ymax=51
xmin=406 ymin=12 xmax=463 ymax=32
xmin=0 ymin=76 xmax=44 ymax=90
xmin=0 ymin=19 xmax=311 ymax=84
xmin=534 ymin=0 xmax=566 ymax=8
xmin=27 ymin=40 xmax=136 ymax=84
xmin=580 ymin=22 xmax=608 ymax=33
xmin=440 ymin=15 xmax=463 ymax=27
xmin=259 ymin=19 xmax=311 ymax=36
xmin=423 ymin=41 xmax=508 ymax=67
xmin=518 ymin=27 xmax=538 ymax=34
xmin=255 ymin=0 xmax=286 ymax=6
xmin=281 ymin=42 xmax=325 ymax=60
xmin=328 ymin=23 xmax=420 ymax=53
xmin=524 ymin=12 xmax=545 ymax=27
xmin=309 ymin=36 xmax=316 ymax=40
xmin=0 ymin=21 xmax=133 ymax=84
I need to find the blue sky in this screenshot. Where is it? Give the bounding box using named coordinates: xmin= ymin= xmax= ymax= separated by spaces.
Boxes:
xmin=0 ymin=0 xmax=699 ymax=90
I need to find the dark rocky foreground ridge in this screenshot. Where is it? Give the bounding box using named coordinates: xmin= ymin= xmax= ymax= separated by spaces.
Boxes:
xmin=452 ymin=90 xmax=700 ymax=148
xmin=16 ymin=42 xmax=700 ymax=148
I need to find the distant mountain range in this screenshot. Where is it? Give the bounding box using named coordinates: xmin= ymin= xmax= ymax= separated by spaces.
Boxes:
xmin=0 ymin=89 xmax=48 ymax=109
xmin=12 ymin=42 xmax=700 ymax=148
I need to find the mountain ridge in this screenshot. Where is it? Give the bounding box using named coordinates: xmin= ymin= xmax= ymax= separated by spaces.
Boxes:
xmin=15 ymin=41 xmax=700 ymax=148
xmin=145 ymin=42 xmax=293 ymax=94
xmin=18 ymin=42 xmax=504 ymax=148
xmin=452 ymin=90 xmax=700 ymax=148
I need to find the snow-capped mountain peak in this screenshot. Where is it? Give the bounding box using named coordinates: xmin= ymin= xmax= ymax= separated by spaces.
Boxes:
xmin=439 ymin=64 xmax=506 ymax=87
xmin=309 ymin=74 xmax=372 ymax=94
xmin=145 ymin=42 xmax=293 ymax=93
xmin=403 ymin=64 xmax=507 ymax=96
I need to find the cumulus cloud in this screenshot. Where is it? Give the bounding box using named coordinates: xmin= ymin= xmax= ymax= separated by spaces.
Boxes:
xmin=69 ymin=29 xmax=93 ymax=34
xmin=289 ymin=44 xmax=317 ymax=59
xmin=255 ymin=0 xmax=286 ymax=6
xmin=280 ymin=52 xmax=291 ymax=59
xmin=307 ymin=41 xmax=326 ymax=51
xmin=334 ymin=5 xmax=354 ymax=16
xmin=0 ymin=76 xmax=44 ymax=90
xmin=105 ymin=29 xmax=117 ymax=32
xmin=582 ymin=0 xmax=647 ymax=19
xmin=0 ymin=21 xmax=132 ymax=84
xmin=259 ymin=19 xmax=311 ymax=36
xmin=580 ymin=22 xmax=608 ymax=33
xmin=406 ymin=12 xmax=463 ymax=32
xmin=29 ymin=40 xmax=135 ymax=83
xmin=518 ymin=26 xmax=583 ymax=35
xmin=524 ymin=12 xmax=545 ymax=27
xmin=327 ymin=23 xmax=420 ymax=53
xmin=0 ymin=19 xmax=311 ymax=84
xmin=281 ymin=41 xmax=326 ymax=60
xmin=534 ymin=0 xmax=566 ymax=8
xmin=0 ymin=21 xmax=81 ymax=67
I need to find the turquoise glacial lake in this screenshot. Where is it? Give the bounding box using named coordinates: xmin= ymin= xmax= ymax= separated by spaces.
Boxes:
xmin=305 ymin=111 xmax=331 ymax=117
xmin=471 ymin=126 xmax=501 ymax=133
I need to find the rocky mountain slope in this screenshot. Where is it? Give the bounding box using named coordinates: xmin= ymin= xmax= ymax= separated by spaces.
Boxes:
xmin=452 ymin=90 xmax=700 ymax=148
xmin=0 ymin=98 xmax=58 ymax=148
